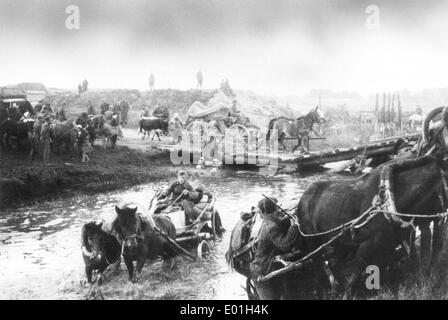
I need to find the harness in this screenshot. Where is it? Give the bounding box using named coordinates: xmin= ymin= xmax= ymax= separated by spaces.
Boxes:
xmin=255 ymin=155 xmax=448 ymax=283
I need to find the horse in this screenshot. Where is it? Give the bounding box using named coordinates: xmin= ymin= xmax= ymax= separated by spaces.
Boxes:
xmin=81 ymin=221 xmax=122 ymax=283
xmin=139 ymin=117 xmax=169 ymax=141
xmin=111 ymin=205 xmax=177 ymax=283
xmin=0 ymin=119 xmax=34 ymax=151
xmin=286 ymin=149 xmax=448 ymax=299
xmin=50 ymin=121 xmax=78 ymax=154
xmin=88 ymin=115 xmax=122 ymax=149
xmin=266 ymin=106 xmax=326 ymax=153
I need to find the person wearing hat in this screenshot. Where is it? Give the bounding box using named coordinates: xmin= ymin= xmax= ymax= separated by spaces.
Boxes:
xmin=250 ymin=197 xmax=300 ymax=300
xmin=155 ymin=170 xmax=193 ymax=214
xmin=40 ymin=114 xmax=53 ymax=164
xmin=76 ymin=112 xmax=89 ymax=128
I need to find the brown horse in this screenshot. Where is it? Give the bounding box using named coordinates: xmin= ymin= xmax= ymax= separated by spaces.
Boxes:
xmin=266 ymin=106 xmax=325 ymax=153
xmin=111 ymin=205 xmax=177 ymax=283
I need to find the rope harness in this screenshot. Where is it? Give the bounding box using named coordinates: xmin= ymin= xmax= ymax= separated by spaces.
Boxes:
xmin=254 ymin=156 xmax=448 ymax=283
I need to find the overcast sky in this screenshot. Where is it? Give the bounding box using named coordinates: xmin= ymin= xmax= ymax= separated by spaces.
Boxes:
xmin=0 ymin=0 xmax=447 ymax=95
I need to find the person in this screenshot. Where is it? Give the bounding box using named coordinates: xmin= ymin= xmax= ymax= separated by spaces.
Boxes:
xmin=120 ymin=99 xmax=129 ymax=127
xmin=77 ymin=125 xmax=93 ymax=162
xmin=100 ymin=101 xmax=109 ymax=115
xmin=155 ymin=170 xmax=194 ymax=215
xmin=196 ymin=70 xmax=203 ymax=89
xmin=35 ymin=103 xmax=43 ymax=114
xmin=408 ymin=106 xmax=423 ymax=132
xmin=78 ymin=83 xmax=83 ymax=95
xmin=170 ymin=113 xmax=183 ymax=143
xmin=104 ymin=105 xmax=115 ymax=121
xmin=153 ymin=104 xmax=169 ymax=119
xmin=55 ymin=103 xmax=67 ymax=122
xmin=149 ymin=73 xmax=155 ymax=91
xmin=141 ymin=106 xmax=150 ymax=118
xmin=182 ymin=185 xmax=225 ymax=235
xmin=29 ymin=114 xmax=44 ymax=160
xmin=42 ymin=103 xmax=54 ymax=114
xmin=82 ymin=79 xmax=89 ymax=93
xmin=87 ymin=101 xmax=96 ymax=115
xmin=250 ymin=197 xmax=300 ymax=300
xmin=40 ymin=114 xmax=53 ymax=164
xmin=76 ymin=112 xmax=89 ymax=128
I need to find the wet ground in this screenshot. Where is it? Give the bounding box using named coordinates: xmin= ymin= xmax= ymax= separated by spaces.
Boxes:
xmin=0 ymin=168 xmax=327 ymax=300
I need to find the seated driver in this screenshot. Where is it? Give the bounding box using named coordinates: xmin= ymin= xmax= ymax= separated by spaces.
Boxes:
xmin=155 ymin=170 xmax=193 ymax=213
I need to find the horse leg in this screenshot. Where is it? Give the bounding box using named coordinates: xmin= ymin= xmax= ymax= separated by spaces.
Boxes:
xmin=123 ymin=255 xmax=135 ymax=282
xmin=342 ymin=231 xmax=392 ymax=299
xmin=111 ymin=135 xmax=117 ymax=149
xmin=157 ymin=131 xmax=161 ymax=141
xmin=431 ymin=218 xmax=445 ymax=269
xmin=420 ymin=223 xmax=431 ymax=275
xmin=85 ymin=265 xmax=93 ymax=283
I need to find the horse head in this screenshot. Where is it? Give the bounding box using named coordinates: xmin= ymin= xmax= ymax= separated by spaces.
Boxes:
xmin=81 ymin=221 xmax=106 ymax=262
xmin=308 ymin=106 xmax=326 ymax=125
xmin=113 ymin=204 xmax=143 ymax=252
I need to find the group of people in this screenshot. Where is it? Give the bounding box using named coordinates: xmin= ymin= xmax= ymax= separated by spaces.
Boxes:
xmin=153 ymin=170 xmax=297 ymax=299
xmin=154 ymin=170 xmax=224 ymax=234
xmin=148 ymin=70 xmax=204 ymax=91
xmin=99 ymin=99 xmax=130 ymax=127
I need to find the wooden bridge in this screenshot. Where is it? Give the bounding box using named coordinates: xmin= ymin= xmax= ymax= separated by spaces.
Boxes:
xmin=153 ymin=133 xmax=420 ymax=171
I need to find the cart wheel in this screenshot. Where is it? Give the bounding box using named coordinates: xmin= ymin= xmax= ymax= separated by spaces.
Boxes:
xmin=197 ymin=240 xmax=210 ymax=259
xmin=246 ymin=278 xmax=260 ymax=300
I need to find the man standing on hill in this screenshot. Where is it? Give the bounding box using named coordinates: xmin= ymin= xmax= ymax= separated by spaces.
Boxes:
xmin=149 ymin=73 xmax=155 ymax=91
xmin=82 ymin=79 xmax=88 ymax=93
xmin=196 ymin=70 xmax=203 ymax=89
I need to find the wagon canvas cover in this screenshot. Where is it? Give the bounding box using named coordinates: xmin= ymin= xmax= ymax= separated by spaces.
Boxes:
xmin=187 ymin=90 xmax=233 ymax=119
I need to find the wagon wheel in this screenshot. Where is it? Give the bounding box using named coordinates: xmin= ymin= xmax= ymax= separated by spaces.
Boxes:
xmin=197 ymin=240 xmax=210 ymax=259
xmin=226 ymin=124 xmax=250 ymax=150
xmin=245 ymin=126 xmax=260 ymax=150
xmin=186 ymin=120 xmax=207 ymax=143
xmin=246 ymin=278 xmax=260 ymax=300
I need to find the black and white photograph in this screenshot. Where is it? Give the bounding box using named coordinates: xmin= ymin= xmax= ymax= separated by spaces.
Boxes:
xmin=1 ymin=0 xmax=448 ymax=301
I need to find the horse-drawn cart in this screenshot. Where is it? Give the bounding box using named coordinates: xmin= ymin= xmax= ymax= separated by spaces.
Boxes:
xmin=184 ymin=100 xmax=259 ymax=150
xmin=151 ymin=195 xmax=219 ymax=259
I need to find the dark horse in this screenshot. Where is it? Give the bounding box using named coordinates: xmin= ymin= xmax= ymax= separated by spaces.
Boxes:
xmin=266 ymin=106 xmax=325 ymax=153
xmin=111 ymin=205 xmax=177 ymax=282
xmin=139 ymin=117 xmax=169 ymax=141
xmin=0 ymin=119 xmax=34 ymax=150
xmin=81 ymin=221 xmax=122 ymax=283
xmin=289 ymin=151 xmax=448 ymax=299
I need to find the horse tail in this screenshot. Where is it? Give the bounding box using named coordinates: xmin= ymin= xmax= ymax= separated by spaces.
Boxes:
xmin=139 ymin=119 xmax=143 ymax=134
